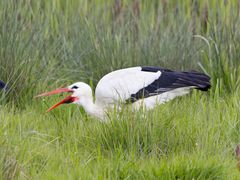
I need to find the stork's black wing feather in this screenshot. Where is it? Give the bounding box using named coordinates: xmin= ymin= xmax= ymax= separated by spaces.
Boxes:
xmin=0 ymin=80 xmax=6 ymax=89
xmin=127 ymin=66 xmax=211 ymax=103
xmin=0 ymin=80 xmax=9 ymax=91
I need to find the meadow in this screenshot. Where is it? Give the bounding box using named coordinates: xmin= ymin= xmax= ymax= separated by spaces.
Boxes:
xmin=1 ymin=0 xmax=240 ymax=179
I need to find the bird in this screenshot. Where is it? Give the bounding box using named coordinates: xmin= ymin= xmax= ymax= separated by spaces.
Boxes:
xmin=36 ymin=66 xmax=211 ymax=120
xmin=0 ymin=80 xmax=8 ymax=91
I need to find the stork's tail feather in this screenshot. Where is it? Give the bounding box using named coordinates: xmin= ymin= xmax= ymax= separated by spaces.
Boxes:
xmin=178 ymin=71 xmax=211 ymax=91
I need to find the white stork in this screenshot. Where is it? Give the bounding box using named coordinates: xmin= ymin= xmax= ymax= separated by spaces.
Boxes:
xmin=36 ymin=66 xmax=211 ymax=120
xmin=0 ymin=80 xmax=8 ymax=91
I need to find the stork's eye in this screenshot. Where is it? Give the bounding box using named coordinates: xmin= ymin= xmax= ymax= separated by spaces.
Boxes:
xmin=71 ymin=86 xmax=78 ymax=89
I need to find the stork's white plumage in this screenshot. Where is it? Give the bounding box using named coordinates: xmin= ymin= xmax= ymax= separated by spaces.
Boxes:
xmin=36 ymin=66 xmax=211 ymax=120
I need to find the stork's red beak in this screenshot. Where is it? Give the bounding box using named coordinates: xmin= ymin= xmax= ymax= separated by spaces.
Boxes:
xmin=35 ymin=88 xmax=73 ymax=97
xmin=35 ymin=88 xmax=78 ymax=112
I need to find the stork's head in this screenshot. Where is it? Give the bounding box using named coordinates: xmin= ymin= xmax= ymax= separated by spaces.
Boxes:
xmin=36 ymin=82 xmax=92 ymax=112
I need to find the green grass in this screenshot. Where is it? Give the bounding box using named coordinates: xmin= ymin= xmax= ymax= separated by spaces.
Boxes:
xmin=1 ymin=93 xmax=240 ymax=179
xmin=1 ymin=0 xmax=240 ymax=179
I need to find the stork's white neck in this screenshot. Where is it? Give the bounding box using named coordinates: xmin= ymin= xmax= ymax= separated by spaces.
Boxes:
xmin=77 ymin=96 xmax=105 ymax=120
xmin=69 ymin=82 xmax=106 ymax=120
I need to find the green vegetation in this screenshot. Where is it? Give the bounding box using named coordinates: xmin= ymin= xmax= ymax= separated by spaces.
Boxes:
xmin=1 ymin=0 xmax=240 ymax=179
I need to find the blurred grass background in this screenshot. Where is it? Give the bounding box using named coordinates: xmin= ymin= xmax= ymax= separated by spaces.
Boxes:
xmin=1 ymin=0 xmax=240 ymax=102
xmin=0 ymin=0 xmax=240 ymax=179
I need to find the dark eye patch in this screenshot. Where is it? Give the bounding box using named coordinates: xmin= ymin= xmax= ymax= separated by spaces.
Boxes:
xmin=71 ymin=86 xmax=78 ymax=89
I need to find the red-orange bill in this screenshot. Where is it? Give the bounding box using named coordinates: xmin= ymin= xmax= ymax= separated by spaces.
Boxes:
xmin=35 ymin=87 xmax=77 ymax=112
xmin=35 ymin=88 xmax=73 ymax=98
xmin=46 ymin=95 xmax=78 ymax=112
